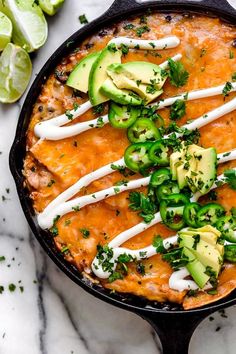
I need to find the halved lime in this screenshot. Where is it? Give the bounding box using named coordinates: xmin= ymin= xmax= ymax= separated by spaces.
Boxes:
xmin=39 ymin=0 xmax=64 ymax=16
xmin=0 ymin=43 xmax=32 ymax=103
xmin=0 ymin=11 xmax=12 ymax=51
xmin=0 ymin=0 xmax=48 ymax=53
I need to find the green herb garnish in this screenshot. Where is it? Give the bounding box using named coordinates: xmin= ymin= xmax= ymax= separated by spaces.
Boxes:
xmin=80 ymin=228 xmax=90 ymax=238
xmin=79 ymin=14 xmax=88 ymax=24
xmin=170 ymin=99 xmax=186 ymax=120
xmin=168 ymin=58 xmax=189 ymax=87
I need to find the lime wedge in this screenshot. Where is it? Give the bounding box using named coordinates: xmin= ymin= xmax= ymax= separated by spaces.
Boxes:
xmin=39 ymin=0 xmax=64 ymax=16
xmin=0 ymin=0 xmax=48 ymax=53
xmin=0 ymin=43 xmax=32 ymax=103
xmin=0 ymin=11 xmax=12 ymax=51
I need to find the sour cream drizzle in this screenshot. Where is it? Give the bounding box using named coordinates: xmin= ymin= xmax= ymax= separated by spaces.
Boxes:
xmin=33 ymin=37 xmax=236 ymax=291
xmin=155 ymin=82 xmax=236 ymax=110
xmin=91 ymin=169 xmax=236 ymax=281
xmin=38 ymin=148 xmax=236 ymax=230
xmin=165 ymin=96 xmax=236 ymax=139
xmin=34 ymin=80 xmax=236 ymax=141
xmin=108 ymin=36 xmax=180 ymax=50
xmin=34 ymin=54 xmax=182 ymax=141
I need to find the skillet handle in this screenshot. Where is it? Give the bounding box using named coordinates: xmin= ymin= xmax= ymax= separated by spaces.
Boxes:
xmin=140 ymin=311 xmax=211 ymax=354
xmin=106 ymin=0 xmax=236 ymax=16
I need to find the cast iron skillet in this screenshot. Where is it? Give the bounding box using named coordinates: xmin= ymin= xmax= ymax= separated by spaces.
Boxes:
xmin=9 ymin=0 xmax=236 ymax=353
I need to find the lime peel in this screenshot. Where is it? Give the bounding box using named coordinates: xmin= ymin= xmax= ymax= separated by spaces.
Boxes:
xmin=0 ymin=0 xmax=48 ymax=53
xmin=0 ymin=11 xmax=12 ymax=51
xmin=39 ymin=0 xmax=65 ymax=16
xmin=0 ymin=43 xmax=32 ymax=103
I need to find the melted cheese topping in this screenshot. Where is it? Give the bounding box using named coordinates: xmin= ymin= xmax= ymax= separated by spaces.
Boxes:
xmin=24 ymin=13 xmax=236 ymax=309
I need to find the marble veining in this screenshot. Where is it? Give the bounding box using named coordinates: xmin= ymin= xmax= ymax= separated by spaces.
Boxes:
xmin=1 ymin=0 xmax=236 ymax=353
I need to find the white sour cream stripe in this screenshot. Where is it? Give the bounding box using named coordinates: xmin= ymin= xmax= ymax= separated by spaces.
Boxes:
xmin=35 ymin=87 xmax=236 ymax=141
xmin=38 ymin=157 xmax=125 ymax=229
xmin=92 ymin=236 xmax=178 ymax=279
xmin=165 ymin=96 xmax=236 ymax=139
xmin=34 ymin=53 xmax=182 ymax=141
xmin=39 ymin=176 xmax=149 ymax=229
xmin=38 ymin=148 xmax=236 ymax=229
xmin=91 ymin=168 xmax=236 ymax=280
xmin=168 ymin=268 xmax=199 ymax=292
xmin=155 ymin=82 xmax=236 ymax=110
xmin=217 ymin=149 xmax=236 ymax=164
xmin=109 ymin=36 xmax=180 ymax=50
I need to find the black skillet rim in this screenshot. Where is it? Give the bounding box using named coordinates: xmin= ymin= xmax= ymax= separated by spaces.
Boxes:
xmin=9 ymin=0 xmax=236 ymax=316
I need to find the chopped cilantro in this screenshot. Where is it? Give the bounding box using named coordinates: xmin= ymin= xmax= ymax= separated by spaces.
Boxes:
xmin=47 ymin=179 xmax=55 ymax=187
xmin=73 ymin=102 xmax=79 ymax=111
xmin=208 ymin=190 xmax=218 ymax=201
xmin=192 ymin=234 xmax=200 ymax=250
xmin=168 ymin=58 xmax=189 ymax=87
xmin=79 ymin=14 xmax=88 ymax=24
xmin=232 ymin=72 xmax=236 ymax=81
xmin=96 ymin=117 xmax=105 ymax=128
xmin=108 ymin=272 xmax=123 ymax=283
xmin=146 ymin=79 xmax=158 ymax=94
xmin=123 ymin=23 xmax=135 ymax=30
xmin=110 ymin=164 xmax=134 ymax=177
xmin=65 ymin=110 xmax=73 ymax=120
xmin=205 ymin=266 xmax=217 ymax=288
xmin=136 ymin=25 xmax=150 ymax=37
xmin=230 ymin=50 xmax=234 ymax=59
xmin=224 ymin=169 xmax=236 ymax=190
xmin=80 ymin=228 xmax=90 ymax=238
xmin=117 ymin=253 xmax=133 ymax=263
xmin=152 ymin=235 xmax=165 ymax=253
xmin=129 ymin=191 xmax=157 ymax=223
xmin=107 ymin=43 xmax=118 ymax=52
xmin=120 ymin=43 xmax=129 ymax=55
xmin=50 ymin=215 xmax=60 ymax=236
xmin=19 ymin=286 xmax=24 ymax=293
xmin=170 ymin=99 xmax=186 ymax=120
xmin=162 ymin=248 xmax=188 ymax=270
xmin=222 ymin=81 xmax=233 ymax=97
xmin=9 ymin=284 xmax=16 ymax=292
xmin=93 ymin=103 xmax=104 ymax=115
xmin=61 ymin=245 xmax=69 ymax=253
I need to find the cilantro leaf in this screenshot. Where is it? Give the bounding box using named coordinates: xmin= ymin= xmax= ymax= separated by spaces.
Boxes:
xmin=152 ymin=235 xmax=165 ymax=253
xmin=224 ymin=169 xmax=236 ymax=190
xmin=129 ymin=191 xmax=157 ymax=223
xmin=162 ymin=248 xmax=188 ymax=270
xmin=168 ymin=58 xmax=189 ymax=87
xmin=222 ymin=81 xmax=233 ymax=97
xmin=170 ymin=99 xmax=186 ymax=120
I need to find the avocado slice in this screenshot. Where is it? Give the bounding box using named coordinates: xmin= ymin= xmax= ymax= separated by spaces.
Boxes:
xmin=177 ymin=164 xmax=187 ymax=189
xmin=170 ymin=150 xmax=184 ymax=180
xmin=100 ymin=78 xmax=143 ymax=106
xmin=170 ymin=144 xmax=216 ymax=194
xmin=67 ymin=51 xmax=100 ymax=93
xmin=88 ymin=46 xmax=122 ymax=106
xmin=179 ymin=225 xmax=221 ymax=246
xmin=179 ymin=235 xmax=222 ymax=274
xmin=183 ymin=247 xmax=210 ymax=289
xmin=191 ymin=147 xmax=217 ymax=195
xmin=174 ymin=145 xmax=203 ymax=190
xmin=107 ymin=62 xmax=167 ymax=103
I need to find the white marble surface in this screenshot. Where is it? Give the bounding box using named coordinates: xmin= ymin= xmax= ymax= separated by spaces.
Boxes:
xmin=1 ymin=1 xmax=236 ymax=353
